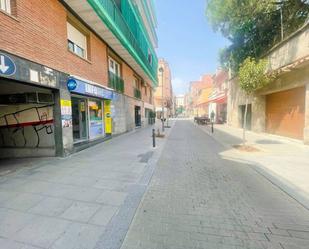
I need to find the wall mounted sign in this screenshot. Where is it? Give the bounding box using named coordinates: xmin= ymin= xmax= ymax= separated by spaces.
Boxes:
xmin=67 ymin=78 xmax=77 ymax=91
xmin=104 ymin=100 xmax=112 ymax=134
xmin=67 ymin=77 xmax=113 ymax=100
xmin=60 ymin=99 xmax=72 ymax=128
xmin=0 ymin=53 xmax=16 ymax=76
xmin=0 ymin=50 xmax=62 ymax=89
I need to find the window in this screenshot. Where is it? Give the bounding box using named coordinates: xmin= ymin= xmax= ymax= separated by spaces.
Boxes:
xmin=108 ymin=57 xmax=120 ymax=76
xmin=148 ymin=53 xmax=152 ymax=65
xmin=134 ymin=77 xmax=140 ymax=90
xmin=144 ymin=86 xmax=147 ymax=96
xmin=67 ymin=22 xmax=87 ymax=59
xmin=0 ymin=0 xmax=11 ymax=14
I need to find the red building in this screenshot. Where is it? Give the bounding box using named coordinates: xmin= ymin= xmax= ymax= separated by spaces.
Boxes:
xmin=208 ymin=70 xmax=229 ymax=123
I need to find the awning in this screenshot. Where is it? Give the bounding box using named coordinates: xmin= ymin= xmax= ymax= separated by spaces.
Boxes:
xmin=208 ymin=95 xmax=227 ymax=104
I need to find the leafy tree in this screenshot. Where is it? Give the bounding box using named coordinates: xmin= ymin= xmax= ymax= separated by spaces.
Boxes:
xmin=238 ymin=57 xmax=272 ymax=143
xmin=206 ymin=0 xmax=309 ymax=71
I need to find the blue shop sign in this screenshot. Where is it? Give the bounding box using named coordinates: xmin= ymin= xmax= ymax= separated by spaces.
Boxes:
xmin=67 ymin=78 xmax=77 ymax=91
xmin=67 ymin=77 xmax=113 ymax=100
xmin=0 ymin=53 xmax=16 ymax=76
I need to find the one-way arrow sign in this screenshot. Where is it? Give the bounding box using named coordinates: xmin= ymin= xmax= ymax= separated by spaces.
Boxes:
xmin=0 ymin=53 xmax=16 ymax=76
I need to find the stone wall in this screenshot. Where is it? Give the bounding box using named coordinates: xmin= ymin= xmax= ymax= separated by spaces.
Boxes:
xmin=267 ymin=24 xmax=309 ymax=72
xmin=227 ymin=24 xmax=309 ymax=140
xmin=111 ymin=93 xmax=151 ymax=135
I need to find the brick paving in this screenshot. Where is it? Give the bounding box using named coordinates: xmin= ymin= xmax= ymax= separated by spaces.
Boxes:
xmin=121 ymin=120 xmax=309 ymax=249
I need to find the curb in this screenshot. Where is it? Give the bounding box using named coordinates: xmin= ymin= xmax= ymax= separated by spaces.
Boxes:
xmin=195 ymin=122 xmax=309 ymax=210
xmin=94 ymin=121 xmax=175 ymax=249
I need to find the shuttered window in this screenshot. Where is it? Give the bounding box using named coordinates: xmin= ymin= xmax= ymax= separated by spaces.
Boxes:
xmin=67 ymin=22 xmax=87 ymax=59
xmin=108 ymin=57 xmax=120 ymax=76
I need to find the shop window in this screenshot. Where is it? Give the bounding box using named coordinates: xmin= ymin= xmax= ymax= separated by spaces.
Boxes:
xmin=67 ymin=22 xmax=88 ymax=59
xmin=0 ymin=0 xmax=11 ymax=14
xmin=88 ymin=100 xmax=104 ymax=139
xmin=108 ymin=57 xmax=120 ymax=76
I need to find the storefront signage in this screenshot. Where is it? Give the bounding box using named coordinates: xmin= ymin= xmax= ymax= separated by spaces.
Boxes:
xmin=67 ymin=78 xmax=77 ymax=91
xmin=67 ymin=77 xmax=113 ymax=100
xmin=0 ymin=50 xmax=62 ymax=89
xmin=104 ymin=100 xmax=112 ymax=134
xmin=0 ymin=53 xmax=16 ymax=76
xmin=60 ymin=99 xmax=72 ymax=128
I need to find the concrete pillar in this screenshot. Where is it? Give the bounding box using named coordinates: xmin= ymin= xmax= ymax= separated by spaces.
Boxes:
xmin=303 ymin=83 xmax=309 ymax=144
xmin=53 ymin=76 xmax=74 ymax=157
xmin=252 ymin=95 xmax=266 ymax=133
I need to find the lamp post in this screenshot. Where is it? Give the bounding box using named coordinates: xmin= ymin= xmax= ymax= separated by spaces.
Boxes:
xmin=159 ymin=66 xmax=164 ymax=132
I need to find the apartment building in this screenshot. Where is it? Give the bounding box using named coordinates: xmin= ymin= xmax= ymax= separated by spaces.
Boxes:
xmin=186 ymin=74 xmax=213 ymax=117
xmin=154 ymin=58 xmax=173 ymax=119
xmin=0 ymin=0 xmax=158 ymax=158
xmin=208 ymin=69 xmax=228 ymax=123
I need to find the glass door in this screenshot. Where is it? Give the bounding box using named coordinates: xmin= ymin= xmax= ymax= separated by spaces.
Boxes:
xmin=72 ymin=97 xmax=88 ymax=142
xmin=88 ymin=99 xmax=104 ymax=139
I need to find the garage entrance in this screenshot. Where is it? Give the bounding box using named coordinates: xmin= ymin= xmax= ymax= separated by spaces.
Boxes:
xmin=0 ymin=79 xmax=55 ymax=158
xmin=266 ymin=87 xmax=305 ymax=140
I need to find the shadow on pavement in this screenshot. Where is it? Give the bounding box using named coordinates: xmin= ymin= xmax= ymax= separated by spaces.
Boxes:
xmin=255 ymin=139 xmax=282 ymax=144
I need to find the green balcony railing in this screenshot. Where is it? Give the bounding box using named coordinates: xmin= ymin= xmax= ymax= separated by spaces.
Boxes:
xmin=87 ymin=0 xmax=158 ymax=86
xmin=108 ymin=71 xmax=124 ymax=93
xmin=134 ymin=88 xmax=141 ymax=99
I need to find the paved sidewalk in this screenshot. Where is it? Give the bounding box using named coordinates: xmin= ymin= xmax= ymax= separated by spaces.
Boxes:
xmin=121 ymin=120 xmax=309 ymax=249
xmin=197 ymin=123 xmax=309 ymax=210
xmin=0 ymin=122 xmax=172 ymax=249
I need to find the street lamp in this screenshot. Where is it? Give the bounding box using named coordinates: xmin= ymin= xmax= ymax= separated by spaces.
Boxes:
xmin=159 ymin=66 xmax=164 ymax=132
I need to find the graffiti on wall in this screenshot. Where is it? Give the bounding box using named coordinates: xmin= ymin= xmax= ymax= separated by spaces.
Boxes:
xmin=0 ymin=105 xmax=54 ymax=148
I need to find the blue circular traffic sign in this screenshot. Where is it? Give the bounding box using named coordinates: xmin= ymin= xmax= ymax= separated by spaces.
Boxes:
xmin=0 ymin=53 xmax=16 ymax=76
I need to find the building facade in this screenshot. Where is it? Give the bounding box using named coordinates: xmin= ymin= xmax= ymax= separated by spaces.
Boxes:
xmin=208 ymin=69 xmax=228 ymax=123
xmin=0 ymin=0 xmax=158 ymax=158
xmin=186 ymin=74 xmax=213 ymax=117
xmin=154 ymin=59 xmax=173 ymax=119
xmin=175 ymin=95 xmax=185 ymax=116
xmin=227 ymin=23 xmax=309 ymax=143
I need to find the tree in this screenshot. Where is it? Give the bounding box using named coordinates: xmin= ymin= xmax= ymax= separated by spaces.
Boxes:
xmin=206 ymin=0 xmax=309 ymax=72
xmin=238 ymin=57 xmax=272 ymax=143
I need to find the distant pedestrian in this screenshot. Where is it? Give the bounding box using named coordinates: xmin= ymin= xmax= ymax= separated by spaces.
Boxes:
xmin=210 ymin=110 xmax=215 ymax=123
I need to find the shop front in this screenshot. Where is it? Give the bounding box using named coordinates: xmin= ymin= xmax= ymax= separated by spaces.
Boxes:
xmin=67 ymin=77 xmax=113 ymax=146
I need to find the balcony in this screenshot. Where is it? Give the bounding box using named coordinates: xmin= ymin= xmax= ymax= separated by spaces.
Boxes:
xmin=108 ymin=71 xmax=124 ymax=93
xmin=134 ymin=88 xmax=141 ymax=99
xmin=88 ymin=0 xmax=158 ymax=82
xmin=63 ymin=0 xmax=158 ymax=86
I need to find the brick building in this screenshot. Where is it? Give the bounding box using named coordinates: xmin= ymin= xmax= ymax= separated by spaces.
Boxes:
xmin=0 ymin=0 xmax=158 ymax=158
xmin=186 ymin=74 xmax=213 ymax=117
xmin=154 ymin=59 xmax=173 ymax=119
xmin=208 ymin=69 xmax=228 ymax=123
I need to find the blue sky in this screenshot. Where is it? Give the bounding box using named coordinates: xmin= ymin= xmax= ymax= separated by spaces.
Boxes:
xmin=155 ymin=0 xmax=229 ymax=95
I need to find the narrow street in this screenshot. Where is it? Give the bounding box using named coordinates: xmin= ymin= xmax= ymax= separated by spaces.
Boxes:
xmin=121 ymin=120 xmax=309 ymax=249
xmin=0 ymin=120 xmax=309 ymax=249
